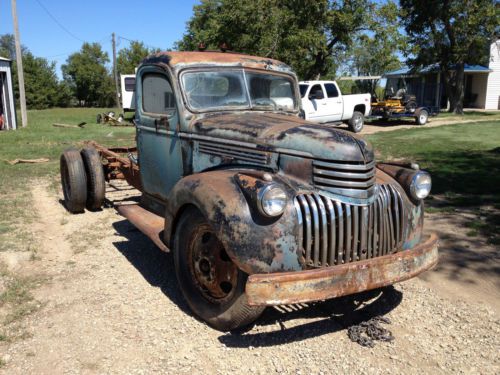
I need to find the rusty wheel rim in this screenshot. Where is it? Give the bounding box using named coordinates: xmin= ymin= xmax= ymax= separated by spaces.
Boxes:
xmin=188 ymin=223 xmax=238 ymax=303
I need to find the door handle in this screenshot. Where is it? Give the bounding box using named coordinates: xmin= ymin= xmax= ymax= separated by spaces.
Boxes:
xmin=154 ymin=116 xmax=169 ymax=132
xmin=321 ymin=103 xmax=328 ymax=106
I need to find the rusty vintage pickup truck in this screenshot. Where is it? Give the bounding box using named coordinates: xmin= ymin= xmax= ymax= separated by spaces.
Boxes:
xmin=60 ymin=51 xmax=438 ymax=331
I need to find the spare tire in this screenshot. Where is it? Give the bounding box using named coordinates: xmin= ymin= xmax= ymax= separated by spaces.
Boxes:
xmin=60 ymin=148 xmax=87 ymax=213
xmin=81 ymin=147 xmax=106 ymax=211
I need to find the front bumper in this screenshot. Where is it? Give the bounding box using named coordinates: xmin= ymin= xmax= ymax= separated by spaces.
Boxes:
xmin=246 ymin=233 xmax=438 ymax=306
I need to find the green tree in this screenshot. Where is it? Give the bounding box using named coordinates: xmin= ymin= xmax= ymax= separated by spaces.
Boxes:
xmin=0 ymin=34 xmax=28 ymax=60
xmin=177 ymin=0 xmax=370 ymax=80
xmin=62 ymin=42 xmax=114 ymax=107
xmin=23 ymin=52 xmax=68 ymax=109
xmin=344 ymin=1 xmax=405 ymax=94
xmin=399 ymin=0 xmax=499 ymax=114
xmin=0 ymin=33 xmax=72 ymax=109
xmin=117 ymin=41 xmax=159 ymax=75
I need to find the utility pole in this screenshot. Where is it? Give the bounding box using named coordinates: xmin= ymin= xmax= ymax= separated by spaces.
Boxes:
xmin=11 ymin=0 xmax=27 ymax=127
xmin=112 ymin=33 xmax=121 ymax=111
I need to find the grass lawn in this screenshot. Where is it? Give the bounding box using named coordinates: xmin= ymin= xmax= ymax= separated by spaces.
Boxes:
xmin=0 ymin=108 xmax=135 ymax=188
xmin=366 ymin=121 xmax=500 ymax=244
xmin=437 ymin=110 xmax=500 ymax=119
xmin=366 ymin=121 xmax=500 ymax=199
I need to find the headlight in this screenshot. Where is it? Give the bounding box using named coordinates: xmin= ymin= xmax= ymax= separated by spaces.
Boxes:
xmin=258 ymin=185 xmax=287 ymax=217
xmin=410 ymin=171 xmax=432 ymax=200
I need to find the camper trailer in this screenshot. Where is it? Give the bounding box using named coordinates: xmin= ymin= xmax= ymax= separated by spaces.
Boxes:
xmin=120 ymin=74 xmax=136 ymax=112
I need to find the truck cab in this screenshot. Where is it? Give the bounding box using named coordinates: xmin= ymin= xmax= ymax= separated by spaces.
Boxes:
xmin=60 ymin=51 xmax=438 ymax=331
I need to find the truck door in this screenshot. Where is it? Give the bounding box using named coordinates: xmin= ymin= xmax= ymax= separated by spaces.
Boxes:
xmin=305 ymin=84 xmax=329 ymax=121
xmin=135 ymin=67 xmax=183 ymax=201
xmin=324 ymin=83 xmax=343 ymax=121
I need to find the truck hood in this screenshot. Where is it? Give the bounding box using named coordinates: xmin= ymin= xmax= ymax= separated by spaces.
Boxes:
xmin=190 ymin=112 xmax=373 ymax=162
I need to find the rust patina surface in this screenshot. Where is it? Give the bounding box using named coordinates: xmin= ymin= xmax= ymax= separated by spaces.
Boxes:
xmin=245 ymin=233 xmax=438 ymax=306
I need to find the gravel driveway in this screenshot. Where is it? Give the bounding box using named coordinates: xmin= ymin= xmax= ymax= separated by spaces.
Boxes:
xmin=0 ymin=183 xmax=498 ymax=375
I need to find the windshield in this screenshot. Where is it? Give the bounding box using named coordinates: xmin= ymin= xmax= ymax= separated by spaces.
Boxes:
xmin=299 ymin=84 xmax=309 ymax=98
xmin=182 ymin=70 xmax=297 ymax=112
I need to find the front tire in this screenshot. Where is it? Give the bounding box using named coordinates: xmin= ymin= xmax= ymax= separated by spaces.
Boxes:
xmin=348 ymin=111 xmax=364 ymax=133
xmin=173 ymin=207 xmax=264 ymax=331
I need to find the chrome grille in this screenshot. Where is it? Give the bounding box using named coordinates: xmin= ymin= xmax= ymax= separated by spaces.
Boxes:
xmin=294 ymin=185 xmax=404 ymax=268
xmin=198 ymin=141 xmax=269 ymax=166
xmin=313 ymin=159 xmax=376 ymax=199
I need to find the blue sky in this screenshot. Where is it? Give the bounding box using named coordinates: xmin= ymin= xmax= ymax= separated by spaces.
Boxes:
xmin=0 ymin=0 xmax=200 ymax=76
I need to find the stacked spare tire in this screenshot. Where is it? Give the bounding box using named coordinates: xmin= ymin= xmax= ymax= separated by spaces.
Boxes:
xmin=60 ymin=147 xmax=106 ymax=213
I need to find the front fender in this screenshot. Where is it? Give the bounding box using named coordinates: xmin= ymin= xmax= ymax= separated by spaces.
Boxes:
xmin=164 ymin=170 xmax=303 ymax=274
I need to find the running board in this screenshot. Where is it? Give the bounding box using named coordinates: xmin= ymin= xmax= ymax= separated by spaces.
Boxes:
xmin=116 ymin=204 xmax=170 ymax=252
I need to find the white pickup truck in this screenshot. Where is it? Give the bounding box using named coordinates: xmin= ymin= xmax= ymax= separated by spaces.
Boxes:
xmin=299 ymin=80 xmax=371 ymax=133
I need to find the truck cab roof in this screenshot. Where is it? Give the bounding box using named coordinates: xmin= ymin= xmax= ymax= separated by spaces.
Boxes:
xmin=142 ymin=51 xmax=295 ymax=75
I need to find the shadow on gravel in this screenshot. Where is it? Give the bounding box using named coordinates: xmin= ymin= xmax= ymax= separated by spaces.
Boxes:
xmin=111 ymin=219 xmax=192 ymax=316
xmin=111 ymin=219 xmax=403 ymax=346
xmin=219 ymin=287 xmax=402 ymax=348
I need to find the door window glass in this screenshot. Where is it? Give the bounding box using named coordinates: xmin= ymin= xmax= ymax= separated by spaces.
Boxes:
xmin=325 ymin=83 xmax=339 ymax=98
xmin=309 ymin=84 xmax=324 ymax=99
xmin=142 ymin=73 xmax=176 ymax=115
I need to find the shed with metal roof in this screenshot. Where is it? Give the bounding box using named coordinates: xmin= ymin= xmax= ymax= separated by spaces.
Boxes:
xmin=383 ymin=41 xmax=500 ymax=110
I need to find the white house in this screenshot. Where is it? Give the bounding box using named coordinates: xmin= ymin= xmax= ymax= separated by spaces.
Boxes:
xmin=384 ymin=40 xmax=500 ymax=110
xmin=485 ymin=40 xmax=500 ymax=110
xmin=0 ymin=56 xmax=16 ymax=130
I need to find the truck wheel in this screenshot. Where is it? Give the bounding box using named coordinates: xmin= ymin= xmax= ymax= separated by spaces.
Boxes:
xmin=348 ymin=111 xmax=364 ymax=133
xmin=173 ymin=207 xmax=265 ymax=331
xmin=415 ymin=109 xmax=429 ymax=125
xmin=60 ymin=148 xmax=87 ymax=213
xmin=81 ymin=147 xmax=106 ymax=210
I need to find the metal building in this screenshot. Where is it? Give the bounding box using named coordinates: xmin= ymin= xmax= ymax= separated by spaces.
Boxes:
xmin=0 ymin=56 xmax=17 ymax=130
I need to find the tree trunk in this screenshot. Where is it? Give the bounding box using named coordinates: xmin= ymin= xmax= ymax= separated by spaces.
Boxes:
xmin=443 ymin=63 xmax=465 ymax=115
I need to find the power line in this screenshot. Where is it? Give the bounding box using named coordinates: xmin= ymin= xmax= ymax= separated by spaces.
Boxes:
xmin=33 ymin=0 xmax=85 ymax=42
xmin=117 ymin=35 xmax=160 ymax=51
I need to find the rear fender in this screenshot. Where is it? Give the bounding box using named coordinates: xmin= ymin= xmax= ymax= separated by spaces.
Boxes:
xmin=164 ymin=170 xmax=303 ymax=274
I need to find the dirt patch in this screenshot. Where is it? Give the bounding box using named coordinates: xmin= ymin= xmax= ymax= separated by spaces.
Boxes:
xmin=0 ymin=182 xmax=498 ymax=374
